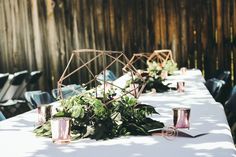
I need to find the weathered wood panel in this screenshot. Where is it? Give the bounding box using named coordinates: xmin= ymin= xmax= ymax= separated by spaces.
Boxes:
xmin=0 ymin=0 xmax=236 ymax=90
xmin=233 ymin=0 xmax=236 ymax=85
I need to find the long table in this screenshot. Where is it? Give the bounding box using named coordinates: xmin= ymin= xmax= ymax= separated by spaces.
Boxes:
xmin=0 ymin=69 xmax=235 ymax=157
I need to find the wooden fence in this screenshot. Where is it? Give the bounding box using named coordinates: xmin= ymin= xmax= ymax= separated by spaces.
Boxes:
xmin=0 ymin=0 xmax=235 ymax=90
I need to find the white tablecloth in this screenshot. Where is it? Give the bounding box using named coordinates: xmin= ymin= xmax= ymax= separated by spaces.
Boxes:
xmin=0 ymin=69 xmax=235 ymax=157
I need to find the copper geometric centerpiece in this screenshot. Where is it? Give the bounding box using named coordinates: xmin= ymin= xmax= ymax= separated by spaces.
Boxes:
xmin=147 ymin=49 xmax=178 ymax=76
xmin=123 ymin=52 xmax=152 ymax=72
xmin=34 ymin=49 xmax=165 ymax=141
xmin=147 ymin=49 xmax=174 ymax=65
xmin=57 ymin=49 xmax=145 ymax=102
xmin=122 ymin=49 xmax=178 ymax=94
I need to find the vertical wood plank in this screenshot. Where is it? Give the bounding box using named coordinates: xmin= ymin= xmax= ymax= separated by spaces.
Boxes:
xmin=186 ymin=0 xmax=195 ymax=68
xmin=4 ymin=0 xmax=14 ymax=72
xmin=71 ymin=0 xmax=80 ymax=49
xmin=0 ymin=1 xmax=8 ymax=72
xmin=103 ymin=0 xmax=111 ymax=50
xmin=179 ymin=0 xmax=188 ymax=67
xmin=166 ymin=0 xmax=180 ymax=61
xmin=22 ymin=0 xmax=35 ymax=71
xmin=31 ymin=0 xmax=45 ymax=88
xmin=205 ymin=0 xmax=217 ymax=78
xmin=216 ymin=0 xmax=224 ymax=69
xmin=93 ymin=0 xmax=105 ymax=50
xmin=54 ymin=0 xmax=66 ymax=74
xmin=46 ymin=0 xmax=59 ymax=88
xmin=153 ymin=0 xmax=161 ymax=50
xmin=159 ymin=0 xmax=167 ymax=49
xmin=222 ymin=0 xmax=231 ymax=71
xmin=232 ymin=0 xmax=236 ymax=84
xmin=195 ymin=1 xmax=203 ymax=71
xmin=201 ymin=0 xmax=209 ymax=77
xmin=108 ymin=0 xmax=116 ymax=50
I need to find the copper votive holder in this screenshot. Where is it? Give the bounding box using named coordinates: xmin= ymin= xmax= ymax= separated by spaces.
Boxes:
xmin=177 ymin=81 xmax=185 ymax=92
xmin=173 ymin=107 xmax=191 ymax=129
xmin=37 ymin=105 xmax=52 ymax=125
xmin=180 ymin=67 xmax=187 ymax=75
xmin=51 ymin=117 xmax=71 ymax=144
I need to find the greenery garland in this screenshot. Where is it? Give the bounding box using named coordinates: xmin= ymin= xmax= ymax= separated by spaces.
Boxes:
xmin=34 ymin=93 xmax=164 ymax=140
xmin=127 ymin=60 xmax=178 ymax=93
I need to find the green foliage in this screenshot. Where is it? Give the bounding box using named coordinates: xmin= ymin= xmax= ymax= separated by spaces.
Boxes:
xmin=34 ymin=121 xmax=52 ymax=137
xmin=144 ymin=76 xmax=171 ymax=93
xmin=127 ymin=72 xmax=171 ymax=93
xmin=147 ymin=61 xmax=162 ymax=77
xmin=162 ymin=60 xmax=178 ymax=75
xmin=141 ymin=60 xmax=178 ymax=92
xmin=34 ymin=94 xmax=164 ymax=140
xmin=147 ymin=60 xmax=178 ymax=76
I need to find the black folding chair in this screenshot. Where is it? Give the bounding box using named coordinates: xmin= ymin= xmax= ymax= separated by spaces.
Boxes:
xmin=205 ymin=78 xmax=225 ymax=101
xmin=0 ymin=73 xmax=9 ymax=91
xmin=52 ymin=84 xmax=85 ymax=99
xmin=230 ymin=85 xmax=236 ymax=97
xmin=0 ymin=70 xmax=28 ymax=103
xmin=31 ymin=92 xmax=55 ymax=107
xmin=225 ymin=91 xmax=236 ymax=127
xmin=0 ymin=111 xmax=6 ymax=121
xmin=214 ymin=70 xmax=230 ymax=82
xmin=96 ymin=70 xmax=117 ymax=84
xmin=13 ymin=71 xmax=42 ymax=99
xmin=0 ymin=71 xmax=29 ymax=118
xmin=24 ymin=90 xmax=42 ymax=109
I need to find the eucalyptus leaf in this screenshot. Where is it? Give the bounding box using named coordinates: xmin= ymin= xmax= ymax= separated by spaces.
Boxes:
xmin=135 ymin=104 xmax=159 ymax=114
xmin=141 ymin=117 xmax=164 ymax=132
xmin=33 ymin=121 xmax=52 ymax=137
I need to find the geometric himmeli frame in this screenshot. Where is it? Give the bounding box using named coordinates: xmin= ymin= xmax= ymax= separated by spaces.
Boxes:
xmin=57 ymin=49 xmax=146 ymax=102
xmin=123 ymin=52 xmax=152 ymax=72
xmin=147 ymin=49 xmax=174 ymax=65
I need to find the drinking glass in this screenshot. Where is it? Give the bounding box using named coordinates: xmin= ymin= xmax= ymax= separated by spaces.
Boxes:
xmin=51 ymin=117 xmax=71 ymax=144
xmin=173 ymin=107 xmax=190 ymax=129
xmin=177 ymin=81 xmax=185 ymax=92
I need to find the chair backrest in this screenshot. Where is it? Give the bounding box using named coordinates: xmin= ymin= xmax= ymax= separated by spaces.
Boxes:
xmin=225 ymin=89 xmax=236 ymax=114
xmin=13 ymin=71 xmax=42 ymax=99
xmin=11 ymin=70 xmax=28 ymax=85
xmin=31 ymin=92 xmax=55 ymax=107
xmin=0 ymin=111 xmax=6 ymax=121
xmin=0 ymin=73 xmax=9 ymax=90
xmin=212 ymin=70 xmax=231 ymax=104
xmin=214 ymin=70 xmax=230 ymax=82
xmin=28 ymin=71 xmax=42 ymax=84
xmin=205 ymin=78 xmax=225 ymax=99
xmin=24 ymin=90 xmax=42 ymax=109
xmin=230 ymin=85 xmax=236 ymax=97
xmin=52 ymin=84 xmax=85 ymax=99
xmin=96 ymin=70 xmax=117 ymax=84
xmin=0 ymin=70 xmax=28 ymax=102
